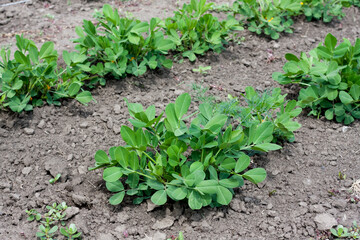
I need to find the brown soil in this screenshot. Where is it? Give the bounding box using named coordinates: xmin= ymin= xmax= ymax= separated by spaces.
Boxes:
xmin=1 ymin=1 xmax=360 ymax=239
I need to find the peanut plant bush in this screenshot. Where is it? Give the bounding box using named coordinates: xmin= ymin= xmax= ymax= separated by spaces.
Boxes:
xmin=273 ymin=33 xmax=360 ymax=124
xmin=91 ymin=93 xmax=284 ymax=210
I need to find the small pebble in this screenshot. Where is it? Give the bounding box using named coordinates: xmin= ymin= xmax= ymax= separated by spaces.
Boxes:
xmin=24 ymin=128 xmax=34 ymax=135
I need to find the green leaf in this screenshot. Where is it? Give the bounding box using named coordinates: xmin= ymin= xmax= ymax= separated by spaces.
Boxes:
xmin=68 ymin=82 xmax=81 ymax=96
xmin=166 ymin=185 xmax=187 ymax=200
xmin=216 ymin=186 xmax=233 ymax=205
xmin=219 ymin=177 xmax=240 ymax=189
xmin=121 ymin=126 xmax=137 ymax=146
xmin=339 ymin=91 xmax=353 ymax=104
xmin=39 ymin=41 xmax=56 ymax=60
xmin=220 ymin=158 xmax=236 ymax=171
xmin=95 ymin=150 xmax=109 ymax=165
xmin=114 ymin=146 xmax=129 ymax=168
xmin=109 ymin=191 xmax=125 ymax=205
xmin=252 ymin=122 xmax=274 ymax=144
xmin=325 ymin=109 xmax=334 ymax=120
xmin=175 ymin=93 xmax=191 ymax=119
xmin=128 ymin=151 xmax=139 ymax=170
xmin=242 ymin=168 xmax=267 ymax=184
xmin=75 ymin=91 xmax=93 ymax=105
xmin=131 ymin=22 xmax=149 ymax=34
xmin=106 ymin=181 xmax=124 ymax=192
xmin=190 ymin=162 xmax=204 ymax=173
xmin=324 ymin=33 xmax=337 ymax=52
xmin=188 ymin=190 xmax=203 ymax=210
xmin=251 ymin=143 xmax=282 ymax=152
xmin=151 ymin=190 xmax=167 ymax=205
xmin=147 ymin=179 xmax=164 ymax=190
xmin=349 ymin=84 xmax=360 ymax=100
xmin=204 ymin=114 xmax=227 ymax=134
xmin=103 ymin=167 xmax=123 ymax=182
xmin=235 ymin=155 xmax=251 ymax=173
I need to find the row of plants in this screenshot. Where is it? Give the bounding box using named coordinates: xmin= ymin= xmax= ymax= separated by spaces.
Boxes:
xmin=0 ymin=0 xmax=242 ymax=112
xmin=2 ymin=0 xmax=359 ymax=112
xmin=214 ymin=0 xmax=358 ymax=39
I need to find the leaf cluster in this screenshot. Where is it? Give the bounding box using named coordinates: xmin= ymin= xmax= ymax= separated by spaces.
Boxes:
xmin=73 ymin=4 xmax=174 ymax=81
xmin=228 ymin=0 xmax=353 ymax=40
xmin=91 ymin=93 xmax=283 ymax=210
xmin=231 ymin=0 xmax=301 ymax=39
xmin=215 ymin=86 xmax=302 ymax=142
xmin=330 ymin=221 xmax=360 ymax=239
xmin=301 ymin=0 xmax=351 ymax=23
xmin=273 ymin=33 xmax=360 ymax=124
xmin=0 ymin=36 xmax=94 ymax=112
xmin=164 ymin=0 xmax=243 ymax=61
xmin=26 ymin=202 xmax=82 ymax=240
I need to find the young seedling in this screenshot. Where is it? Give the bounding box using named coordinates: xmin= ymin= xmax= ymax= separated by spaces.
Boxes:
xmin=168 ymin=231 xmax=184 ymax=240
xmin=192 ymin=66 xmax=211 ymax=74
xmin=60 ymin=223 xmax=82 ymax=239
xmin=49 ymin=173 xmax=61 ymax=184
xmin=26 ymin=202 xmax=82 ymax=240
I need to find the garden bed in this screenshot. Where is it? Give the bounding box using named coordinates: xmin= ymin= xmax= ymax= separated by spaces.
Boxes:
xmin=0 ymin=0 xmax=360 ymax=239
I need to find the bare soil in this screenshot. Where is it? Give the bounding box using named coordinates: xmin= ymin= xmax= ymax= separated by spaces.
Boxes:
xmin=0 ymin=1 xmax=360 ymax=239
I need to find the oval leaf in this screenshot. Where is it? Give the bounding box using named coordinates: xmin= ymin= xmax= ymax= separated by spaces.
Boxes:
xmin=103 ymin=167 xmax=123 ymax=182
xmin=242 ymin=168 xmax=267 ymax=184
xmin=109 ymin=191 xmax=125 ymax=205
xmin=151 ymin=190 xmax=167 ymax=206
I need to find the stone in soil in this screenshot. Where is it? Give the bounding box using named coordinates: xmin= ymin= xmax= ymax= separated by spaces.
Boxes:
xmin=152 ymin=216 xmax=175 ymax=230
xmin=314 ymin=213 xmax=338 ymax=230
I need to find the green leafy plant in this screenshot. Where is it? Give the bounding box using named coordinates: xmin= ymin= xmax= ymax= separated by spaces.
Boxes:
xmin=73 ymin=4 xmax=174 ymax=82
xmin=231 ymin=0 xmax=301 ymax=39
xmin=26 ymin=202 xmax=81 ymax=240
xmin=273 ymin=33 xmax=360 ymax=125
xmin=192 ymin=65 xmax=211 ymax=74
xmin=164 ymin=0 xmax=243 ymax=61
xmin=167 ymin=231 xmax=185 ymax=240
xmin=330 ymin=221 xmax=360 ymax=239
xmin=215 ymin=87 xmax=302 ymax=142
xmin=91 ymin=93 xmax=282 ymax=210
xmin=301 ymin=0 xmax=351 ymax=23
xmin=0 ymin=35 xmax=94 ymax=113
xmin=49 ymin=173 xmax=61 ymax=184
xmin=191 ymin=83 xmax=216 ymax=104
xmin=60 ymin=224 xmax=82 ymax=240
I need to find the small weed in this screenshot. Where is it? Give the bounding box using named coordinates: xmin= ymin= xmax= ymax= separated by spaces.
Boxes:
xmin=192 ymin=65 xmax=211 ymax=74
xmin=168 ymin=231 xmax=184 ymax=240
xmin=328 ymin=189 xmax=340 ymax=196
xmin=338 ymin=171 xmax=347 ymax=180
xmin=49 ymin=173 xmax=61 ymax=184
xmin=26 ymin=202 xmax=82 ymax=240
xmin=268 ymin=189 xmax=277 ymax=197
xmin=330 ymin=221 xmax=360 ymax=239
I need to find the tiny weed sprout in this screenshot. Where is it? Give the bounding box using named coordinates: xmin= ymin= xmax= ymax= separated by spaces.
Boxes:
xmin=60 ymin=223 xmax=82 ymax=240
xmin=192 ymin=66 xmax=211 ymax=74
xmin=49 ymin=173 xmax=61 ymax=184
xmin=273 ymin=33 xmax=360 ymax=125
xmin=91 ymin=93 xmax=284 ymax=210
xmin=338 ymin=171 xmax=346 ymax=180
xmin=167 ymin=231 xmax=185 ymax=240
